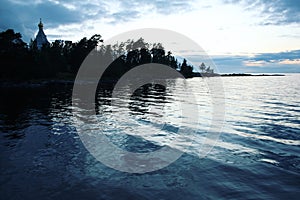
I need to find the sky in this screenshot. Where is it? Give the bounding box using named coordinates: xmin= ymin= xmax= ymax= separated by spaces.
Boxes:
xmin=1 ymin=0 xmax=300 ymax=73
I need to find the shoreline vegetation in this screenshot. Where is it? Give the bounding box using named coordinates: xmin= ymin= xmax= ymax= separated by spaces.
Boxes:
xmin=0 ymin=29 xmax=285 ymax=88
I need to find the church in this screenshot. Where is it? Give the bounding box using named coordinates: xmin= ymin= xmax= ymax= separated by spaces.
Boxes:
xmin=35 ymin=18 xmax=49 ymax=50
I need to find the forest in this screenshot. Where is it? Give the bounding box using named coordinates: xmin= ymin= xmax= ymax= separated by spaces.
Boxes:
xmin=0 ymin=29 xmax=213 ymax=81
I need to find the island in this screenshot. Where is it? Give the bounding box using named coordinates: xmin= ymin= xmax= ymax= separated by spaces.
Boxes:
xmin=0 ymin=22 xmax=285 ymax=86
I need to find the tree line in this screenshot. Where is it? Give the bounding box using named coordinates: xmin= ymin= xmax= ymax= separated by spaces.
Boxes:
xmin=0 ymin=29 xmax=214 ymax=81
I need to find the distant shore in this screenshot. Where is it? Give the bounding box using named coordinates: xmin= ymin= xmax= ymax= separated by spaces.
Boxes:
xmin=0 ymin=73 xmax=287 ymax=89
xmin=220 ymin=73 xmax=285 ymax=77
xmin=192 ymin=72 xmax=285 ymax=77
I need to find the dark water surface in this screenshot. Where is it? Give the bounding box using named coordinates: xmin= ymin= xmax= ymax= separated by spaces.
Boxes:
xmin=1 ymin=74 xmax=299 ymax=199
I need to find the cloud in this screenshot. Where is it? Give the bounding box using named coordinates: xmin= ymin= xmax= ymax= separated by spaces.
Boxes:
xmin=244 ymin=57 xmax=300 ymax=72
xmin=224 ymin=0 xmax=300 ymax=25
xmin=278 ymin=59 xmax=300 ymax=65
xmin=240 ymin=50 xmax=300 ymax=72
xmin=0 ymin=0 xmax=96 ymax=41
xmin=108 ymin=10 xmax=140 ymax=24
xmin=119 ymin=0 xmax=194 ymax=14
xmin=244 ymin=60 xmax=269 ymax=67
xmin=246 ymin=50 xmax=300 ymax=64
xmin=0 ymin=0 xmax=195 ymax=42
xmin=186 ymin=50 xmax=300 ymax=73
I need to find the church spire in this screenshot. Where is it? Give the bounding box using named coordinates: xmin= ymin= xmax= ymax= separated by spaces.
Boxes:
xmin=38 ymin=18 xmax=43 ymax=29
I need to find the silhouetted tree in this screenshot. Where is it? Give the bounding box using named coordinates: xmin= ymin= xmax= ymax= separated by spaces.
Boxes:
xmin=69 ymin=34 xmax=103 ymax=73
xmin=180 ymin=59 xmax=193 ymax=78
xmin=0 ymin=29 xmax=206 ymax=80
xmin=0 ymin=29 xmax=32 ymax=79
xmin=200 ymin=62 xmax=206 ymax=73
xmin=205 ymin=66 xmax=214 ymax=74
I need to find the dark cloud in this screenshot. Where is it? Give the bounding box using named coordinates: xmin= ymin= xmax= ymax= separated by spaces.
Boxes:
xmin=0 ymin=0 xmax=98 ymax=41
xmin=173 ymin=49 xmax=300 ymax=73
xmin=210 ymin=50 xmax=300 ymax=73
xmin=224 ymin=0 xmax=300 ymax=25
xmin=0 ymin=0 xmax=194 ymax=42
xmin=250 ymin=50 xmax=300 ymax=62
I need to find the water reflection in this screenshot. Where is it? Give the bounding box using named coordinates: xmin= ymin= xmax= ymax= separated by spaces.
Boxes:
xmin=94 ymin=81 xmax=186 ymax=154
xmin=129 ymin=83 xmax=167 ymax=117
xmin=1 ymin=75 xmax=300 ymax=199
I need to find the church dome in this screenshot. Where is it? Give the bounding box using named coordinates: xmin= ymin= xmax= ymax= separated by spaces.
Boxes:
xmin=35 ymin=18 xmax=49 ymax=50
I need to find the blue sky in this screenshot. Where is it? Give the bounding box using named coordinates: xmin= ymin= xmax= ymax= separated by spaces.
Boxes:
xmin=1 ymin=0 xmax=300 ymax=73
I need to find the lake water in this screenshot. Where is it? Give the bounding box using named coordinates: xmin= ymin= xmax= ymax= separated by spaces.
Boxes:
xmin=1 ymin=74 xmax=300 ymax=199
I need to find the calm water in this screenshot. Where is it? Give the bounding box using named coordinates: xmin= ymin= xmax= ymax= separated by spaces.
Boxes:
xmin=1 ymin=74 xmax=300 ymax=199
